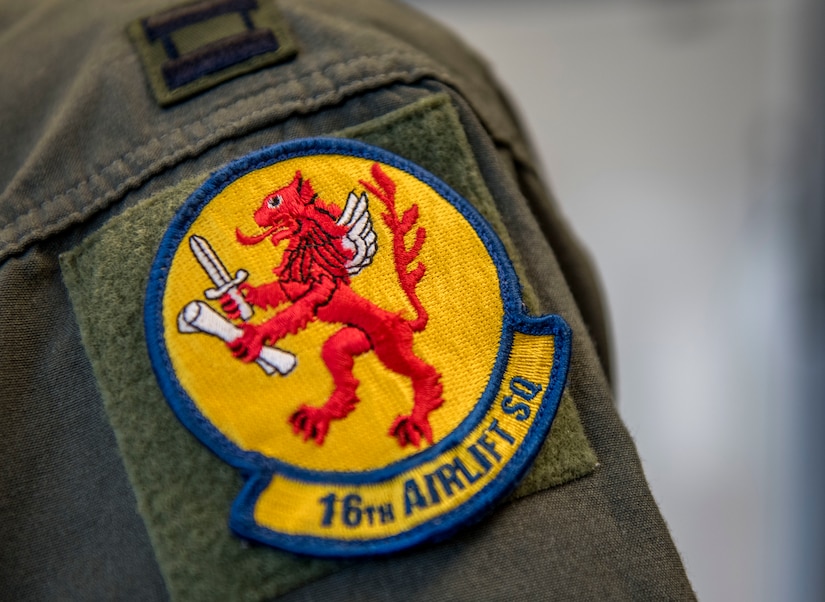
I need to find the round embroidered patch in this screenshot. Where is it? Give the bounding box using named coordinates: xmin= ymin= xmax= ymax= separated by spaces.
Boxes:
xmin=145 ymin=138 xmax=571 ymax=557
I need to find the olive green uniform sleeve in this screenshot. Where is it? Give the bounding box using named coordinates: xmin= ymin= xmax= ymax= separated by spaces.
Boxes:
xmin=0 ymin=1 xmax=693 ymax=600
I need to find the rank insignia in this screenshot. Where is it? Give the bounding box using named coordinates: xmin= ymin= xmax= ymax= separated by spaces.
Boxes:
xmin=144 ymin=138 xmax=572 ymax=556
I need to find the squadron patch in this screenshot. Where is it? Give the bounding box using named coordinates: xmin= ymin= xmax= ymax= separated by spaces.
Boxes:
xmin=144 ymin=138 xmax=572 ymax=557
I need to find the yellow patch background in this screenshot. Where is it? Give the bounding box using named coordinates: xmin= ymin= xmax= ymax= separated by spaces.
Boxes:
xmin=253 ymin=332 xmax=556 ymax=540
xmin=162 ymin=155 xmax=504 ymax=473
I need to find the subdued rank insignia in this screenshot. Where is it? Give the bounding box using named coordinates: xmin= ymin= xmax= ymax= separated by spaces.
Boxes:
xmin=128 ymin=0 xmax=297 ymax=106
xmin=145 ymin=138 xmax=572 ymax=556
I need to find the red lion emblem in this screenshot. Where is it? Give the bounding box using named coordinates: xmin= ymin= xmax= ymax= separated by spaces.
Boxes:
xmin=222 ymin=164 xmax=444 ymax=447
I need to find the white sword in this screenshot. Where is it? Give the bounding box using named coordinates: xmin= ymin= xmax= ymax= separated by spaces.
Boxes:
xmin=189 ymin=235 xmax=253 ymax=321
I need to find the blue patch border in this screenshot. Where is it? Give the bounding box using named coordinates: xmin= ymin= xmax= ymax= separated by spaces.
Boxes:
xmin=144 ymin=137 xmax=572 ymax=557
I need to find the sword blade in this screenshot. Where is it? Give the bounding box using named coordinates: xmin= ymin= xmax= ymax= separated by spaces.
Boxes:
xmin=189 ymin=235 xmax=232 ymax=287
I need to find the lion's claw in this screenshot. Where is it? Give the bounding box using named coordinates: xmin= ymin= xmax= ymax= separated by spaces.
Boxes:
xmin=289 ymin=405 xmax=332 ymax=445
xmin=389 ymin=414 xmax=433 ymax=448
xmin=220 ymin=294 xmax=242 ymax=320
xmin=220 ymin=283 xmax=253 ymax=320
xmin=227 ymin=322 xmax=264 ymax=362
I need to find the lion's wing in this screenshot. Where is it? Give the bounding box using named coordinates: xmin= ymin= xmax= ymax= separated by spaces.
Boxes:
xmin=337 ymin=192 xmax=377 ymax=276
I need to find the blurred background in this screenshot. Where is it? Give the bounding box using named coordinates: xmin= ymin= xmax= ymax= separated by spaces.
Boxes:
xmin=406 ymin=1 xmax=824 ymax=600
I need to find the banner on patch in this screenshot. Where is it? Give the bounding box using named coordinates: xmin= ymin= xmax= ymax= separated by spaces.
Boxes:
xmin=144 ymin=138 xmax=571 ymax=557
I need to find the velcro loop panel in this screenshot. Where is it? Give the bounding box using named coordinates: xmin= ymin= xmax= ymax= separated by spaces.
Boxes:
xmin=60 ymin=94 xmax=596 ymax=601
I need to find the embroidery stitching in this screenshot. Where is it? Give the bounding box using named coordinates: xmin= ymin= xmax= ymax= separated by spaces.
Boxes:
xmin=144 ymin=138 xmax=572 ymax=557
xmin=220 ymin=165 xmax=443 ymax=447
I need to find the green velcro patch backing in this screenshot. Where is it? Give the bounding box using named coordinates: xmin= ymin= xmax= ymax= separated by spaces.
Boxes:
xmin=128 ymin=0 xmax=298 ymax=107
xmin=60 ymin=94 xmax=596 ymax=600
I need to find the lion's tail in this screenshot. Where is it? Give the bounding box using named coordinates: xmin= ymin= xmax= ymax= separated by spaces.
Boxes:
xmin=360 ymin=163 xmax=429 ymax=332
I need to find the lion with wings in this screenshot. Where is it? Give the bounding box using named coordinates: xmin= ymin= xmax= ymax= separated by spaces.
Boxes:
xmin=222 ymin=163 xmax=443 ymax=448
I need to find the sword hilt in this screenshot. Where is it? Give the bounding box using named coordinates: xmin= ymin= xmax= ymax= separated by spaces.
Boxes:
xmin=204 ymin=269 xmax=253 ymax=321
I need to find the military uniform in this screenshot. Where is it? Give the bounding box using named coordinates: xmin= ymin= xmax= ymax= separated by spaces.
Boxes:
xmin=0 ymin=0 xmax=694 ymax=599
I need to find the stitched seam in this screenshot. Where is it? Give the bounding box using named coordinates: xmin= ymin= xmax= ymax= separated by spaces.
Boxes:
xmin=0 ymin=51 xmax=431 ymax=238
xmin=0 ymin=66 xmax=443 ymax=260
xmin=109 ymin=53 xmax=407 ymax=170
xmin=92 ymin=53 xmax=419 ymax=191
